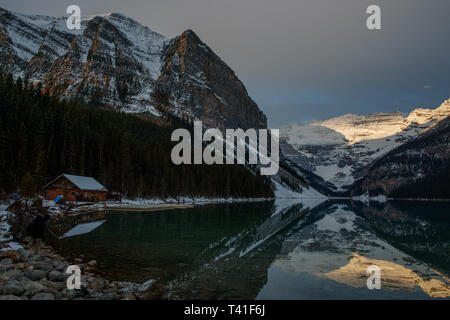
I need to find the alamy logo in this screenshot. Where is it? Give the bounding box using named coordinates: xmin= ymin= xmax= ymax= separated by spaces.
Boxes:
xmin=66 ymin=5 xmax=81 ymax=30
xmin=366 ymin=265 xmax=381 ymax=289
xmin=171 ymin=121 xmax=279 ymax=176
xmin=66 ymin=265 xmax=81 ymax=290
xmin=366 ymin=5 xmax=381 ymax=30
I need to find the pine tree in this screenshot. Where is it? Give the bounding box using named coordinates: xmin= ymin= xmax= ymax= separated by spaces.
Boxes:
xmin=20 ymin=172 xmax=36 ymax=199
xmin=0 ymin=74 xmax=274 ymax=199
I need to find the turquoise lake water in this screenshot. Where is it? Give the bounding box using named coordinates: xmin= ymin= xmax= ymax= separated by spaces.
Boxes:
xmin=52 ymin=200 xmax=450 ymax=299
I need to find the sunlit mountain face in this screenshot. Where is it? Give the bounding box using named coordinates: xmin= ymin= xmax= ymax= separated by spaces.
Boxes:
xmin=281 ymin=99 xmax=450 ymax=191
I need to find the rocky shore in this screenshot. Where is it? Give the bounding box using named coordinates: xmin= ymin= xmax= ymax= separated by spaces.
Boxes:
xmin=0 ymin=246 xmax=159 ymax=300
xmin=1 ymin=197 xmax=275 ymax=301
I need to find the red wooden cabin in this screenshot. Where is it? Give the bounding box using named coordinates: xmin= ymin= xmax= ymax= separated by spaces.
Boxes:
xmin=43 ymin=174 xmax=108 ymax=202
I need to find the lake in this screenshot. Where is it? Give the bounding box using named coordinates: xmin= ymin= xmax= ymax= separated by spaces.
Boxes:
xmin=52 ymin=199 xmax=450 ymax=299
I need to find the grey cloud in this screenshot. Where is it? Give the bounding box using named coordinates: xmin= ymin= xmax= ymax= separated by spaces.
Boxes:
xmin=2 ymin=0 xmax=449 ymax=127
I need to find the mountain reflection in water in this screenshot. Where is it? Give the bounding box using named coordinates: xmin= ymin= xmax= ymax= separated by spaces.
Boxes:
xmin=52 ymin=199 xmax=450 ymax=299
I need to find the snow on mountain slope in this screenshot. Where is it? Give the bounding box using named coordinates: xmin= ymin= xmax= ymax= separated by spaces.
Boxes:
xmin=3 ymin=7 xmax=317 ymax=197
xmin=0 ymin=7 xmax=267 ymax=132
xmin=3 ymin=10 xmax=167 ymax=76
xmin=350 ymin=113 xmax=450 ymax=197
xmin=281 ymin=99 xmax=450 ymax=190
xmin=103 ymin=13 xmax=166 ymax=79
xmin=273 ymin=180 xmax=326 ymax=200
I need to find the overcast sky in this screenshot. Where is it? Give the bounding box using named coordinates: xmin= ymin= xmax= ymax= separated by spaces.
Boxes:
xmin=2 ymin=0 xmax=449 ymax=127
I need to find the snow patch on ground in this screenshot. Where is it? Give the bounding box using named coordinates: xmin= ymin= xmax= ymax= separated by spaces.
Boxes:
xmin=0 ymin=204 xmax=23 ymax=252
xmin=0 ymin=205 xmax=11 ymax=241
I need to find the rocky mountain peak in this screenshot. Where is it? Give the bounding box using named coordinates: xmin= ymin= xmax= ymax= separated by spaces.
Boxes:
xmin=281 ymin=99 xmax=450 ymax=191
xmin=0 ymin=7 xmax=266 ymax=130
xmin=155 ymin=27 xmax=266 ymax=130
xmin=435 ymin=98 xmax=450 ymax=114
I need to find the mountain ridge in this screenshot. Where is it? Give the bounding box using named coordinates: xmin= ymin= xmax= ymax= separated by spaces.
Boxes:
xmin=281 ymin=99 xmax=450 ymax=193
xmin=0 ymin=7 xmax=266 ymax=131
xmin=1 ymin=7 xmax=323 ymax=199
xmin=350 ymin=115 xmax=450 ymax=198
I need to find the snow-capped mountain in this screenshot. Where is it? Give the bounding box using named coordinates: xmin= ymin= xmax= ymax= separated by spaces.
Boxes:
xmin=281 ymin=99 xmax=450 ymax=192
xmin=0 ymin=7 xmax=325 ymax=198
xmin=0 ymin=7 xmax=266 ymax=131
xmin=350 ymin=113 xmax=450 ymax=197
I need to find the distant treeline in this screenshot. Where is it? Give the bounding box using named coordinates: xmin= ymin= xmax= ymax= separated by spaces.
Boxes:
xmin=0 ymin=74 xmax=274 ymax=199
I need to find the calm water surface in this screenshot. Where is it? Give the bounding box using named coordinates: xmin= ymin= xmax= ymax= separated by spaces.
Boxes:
xmin=52 ymin=200 xmax=450 ymax=299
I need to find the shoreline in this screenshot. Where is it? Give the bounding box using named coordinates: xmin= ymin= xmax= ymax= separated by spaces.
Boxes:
xmin=58 ymin=197 xmax=279 ymax=214
xmin=0 ymin=196 xmax=282 ymax=300
xmin=4 ymin=195 xmax=448 ymax=300
xmin=0 ymin=246 xmax=161 ymax=300
xmin=104 ymin=203 xmax=194 ymax=212
xmin=328 ymin=197 xmax=450 ymax=202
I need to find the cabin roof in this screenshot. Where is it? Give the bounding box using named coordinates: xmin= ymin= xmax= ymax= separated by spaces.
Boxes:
xmin=43 ymin=174 xmax=108 ymax=192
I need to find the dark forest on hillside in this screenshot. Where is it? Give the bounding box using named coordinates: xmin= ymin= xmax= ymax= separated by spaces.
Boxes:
xmin=389 ymin=164 xmax=450 ymax=199
xmin=0 ymin=74 xmax=274 ymax=199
